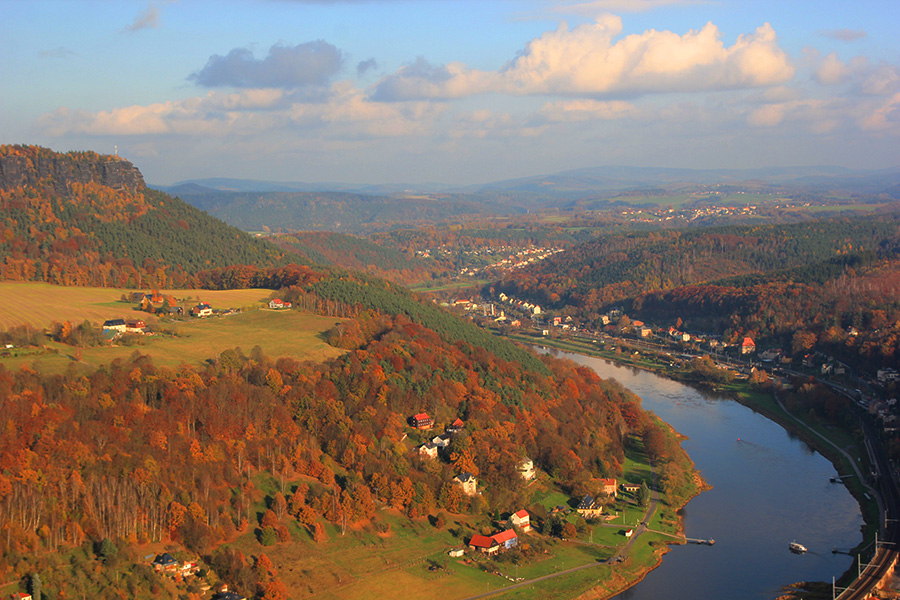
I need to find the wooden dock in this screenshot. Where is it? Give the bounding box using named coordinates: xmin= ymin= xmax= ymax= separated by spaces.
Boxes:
xmin=685 ymin=538 xmax=715 ymax=545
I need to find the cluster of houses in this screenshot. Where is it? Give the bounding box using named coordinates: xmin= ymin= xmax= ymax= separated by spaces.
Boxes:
xmin=409 ymin=412 xmax=486 ymax=496
xmin=410 ymin=412 xmax=538 ymax=498
xmin=151 ymin=552 xmax=199 ymax=578
xmin=102 ymin=318 xmax=148 ymax=338
xmin=131 ymin=290 xmax=183 ymax=315
xmin=463 ymin=510 xmax=532 ymax=557
xmin=438 ymin=245 xmax=563 ymax=278
xmin=574 ymin=479 xmax=645 ymax=521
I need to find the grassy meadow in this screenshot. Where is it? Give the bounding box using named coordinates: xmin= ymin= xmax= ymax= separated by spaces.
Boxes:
xmin=0 ymin=282 xmax=345 ymax=370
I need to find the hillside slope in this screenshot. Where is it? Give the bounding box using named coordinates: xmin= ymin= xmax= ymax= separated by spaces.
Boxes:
xmin=0 ymin=145 xmax=288 ymax=287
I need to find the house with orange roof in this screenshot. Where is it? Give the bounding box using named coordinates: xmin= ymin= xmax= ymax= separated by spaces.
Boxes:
xmin=598 ymin=478 xmax=617 ymax=497
xmin=741 ymin=337 xmax=756 ymax=355
xmin=409 ymin=412 xmax=434 ymax=429
xmin=492 ymin=529 xmax=518 ymax=550
xmin=510 ymin=509 xmax=531 ymax=532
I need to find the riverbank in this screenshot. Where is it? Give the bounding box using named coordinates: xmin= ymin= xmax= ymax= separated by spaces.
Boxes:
xmin=515 ymin=333 xmax=876 ymax=596
xmin=512 ymin=339 xmax=710 ymax=600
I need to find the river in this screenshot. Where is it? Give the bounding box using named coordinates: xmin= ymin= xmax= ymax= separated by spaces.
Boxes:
xmin=540 ymin=348 xmax=864 ymax=600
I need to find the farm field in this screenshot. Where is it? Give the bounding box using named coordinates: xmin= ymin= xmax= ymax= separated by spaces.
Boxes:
xmin=0 ymin=282 xmax=345 ymax=371
xmin=0 ymin=282 xmax=269 ymax=329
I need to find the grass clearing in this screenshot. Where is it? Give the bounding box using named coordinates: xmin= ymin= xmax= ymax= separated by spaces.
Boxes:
xmin=0 ymin=282 xmax=345 ymax=371
xmin=0 ymin=281 xmax=270 ymax=329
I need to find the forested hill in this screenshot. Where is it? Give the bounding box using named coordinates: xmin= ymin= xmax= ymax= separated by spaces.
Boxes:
xmin=496 ymin=215 xmax=900 ymax=313
xmin=166 ymin=187 xmax=505 ymax=234
xmin=272 ymin=231 xmax=436 ymax=285
xmin=0 ymin=145 xmax=288 ymax=288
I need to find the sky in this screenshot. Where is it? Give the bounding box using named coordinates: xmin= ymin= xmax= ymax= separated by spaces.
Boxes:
xmin=2 ymin=0 xmax=899 ymax=186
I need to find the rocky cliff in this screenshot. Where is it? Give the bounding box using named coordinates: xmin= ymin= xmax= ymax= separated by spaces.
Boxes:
xmin=0 ymin=145 xmax=145 ymax=195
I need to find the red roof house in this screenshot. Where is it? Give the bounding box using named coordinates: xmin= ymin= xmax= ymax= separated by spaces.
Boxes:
xmin=409 ymin=412 xmax=434 ymax=429
xmin=510 ymin=509 xmax=531 ymax=531
xmin=492 ymin=529 xmax=518 ymax=550
xmin=599 ymin=478 xmax=617 ymax=497
xmin=446 ymin=417 xmax=464 ymax=433
xmin=741 ymin=337 xmax=756 ymax=355
xmin=469 ymin=534 xmax=499 ymax=555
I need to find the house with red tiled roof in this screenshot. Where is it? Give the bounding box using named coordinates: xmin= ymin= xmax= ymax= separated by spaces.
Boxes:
xmin=492 ymin=529 xmax=518 ymax=550
xmin=409 ymin=412 xmax=434 ymax=430
xmin=446 ymin=417 xmax=464 ymax=434
xmin=468 ymin=534 xmax=499 ymax=556
xmin=268 ymin=298 xmax=291 ymax=309
xmin=598 ymin=478 xmax=617 ymax=497
xmin=10 ymin=593 xmax=33 ymax=600
xmin=741 ymin=337 xmax=756 ymax=355
xmin=510 ymin=509 xmax=531 ymax=532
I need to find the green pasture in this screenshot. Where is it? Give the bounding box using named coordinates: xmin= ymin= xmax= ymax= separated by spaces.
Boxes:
xmin=0 ymin=282 xmax=345 ymax=371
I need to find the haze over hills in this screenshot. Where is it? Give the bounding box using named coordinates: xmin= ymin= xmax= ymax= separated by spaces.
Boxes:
xmin=156 ymin=165 xmax=900 ymax=235
xmin=161 ymin=165 xmax=900 ymax=198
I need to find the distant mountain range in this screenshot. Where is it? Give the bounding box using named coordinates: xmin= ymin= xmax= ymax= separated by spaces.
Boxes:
xmin=152 ymin=165 xmax=900 ymax=234
xmin=158 ymin=164 xmax=900 ymax=198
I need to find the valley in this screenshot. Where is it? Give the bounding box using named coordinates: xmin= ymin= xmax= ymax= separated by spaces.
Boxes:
xmin=1 ymin=145 xmax=899 ymax=600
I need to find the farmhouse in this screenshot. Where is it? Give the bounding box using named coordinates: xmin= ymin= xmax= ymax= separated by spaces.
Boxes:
xmin=125 ymin=319 xmax=146 ymax=333
xmin=191 ymin=302 xmax=213 ymax=317
xmin=102 ymin=319 xmax=127 ymax=333
xmin=621 ymin=482 xmax=641 ymax=494
xmin=492 ymin=529 xmax=518 ymax=550
xmin=468 ymin=534 xmax=499 ymax=556
xmin=268 ymin=298 xmax=292 ymax=309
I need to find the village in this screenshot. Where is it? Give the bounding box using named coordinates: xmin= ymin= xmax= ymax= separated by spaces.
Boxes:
xmin=404 ymin=411 xmax=654 ymax=579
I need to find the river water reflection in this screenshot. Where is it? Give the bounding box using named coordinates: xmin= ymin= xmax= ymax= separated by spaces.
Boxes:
xmin=539 ymin=348 xmax=863 ymax=600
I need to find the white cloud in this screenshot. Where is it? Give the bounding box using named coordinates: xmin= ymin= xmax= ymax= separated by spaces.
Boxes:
xmin=861 ymin=64 xmax=900 ymax=96
xmin=374 ymin=17 xmax=794 ymax=100
xmin=859 ymin=92 xmax=900 ymax=133
xmin=814 ymin=52 xmax=851 ymax=85
xmin=36 ymin=85 xmax=444 ymax=142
